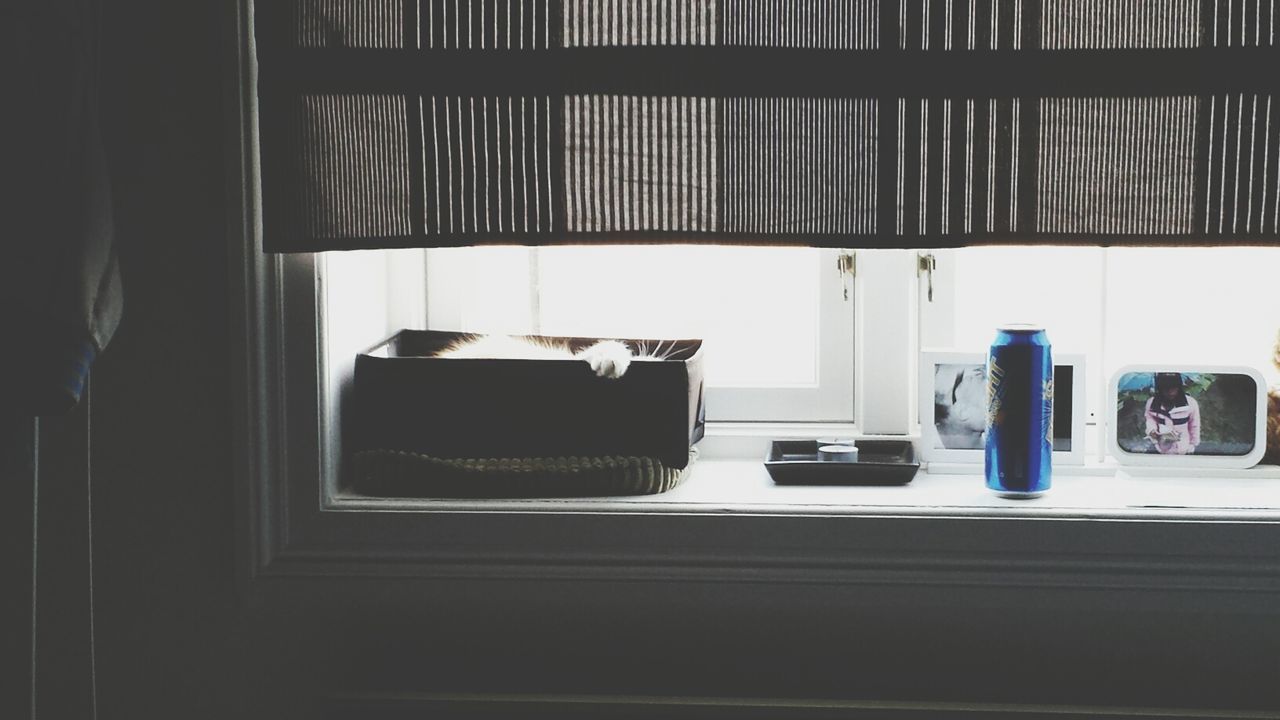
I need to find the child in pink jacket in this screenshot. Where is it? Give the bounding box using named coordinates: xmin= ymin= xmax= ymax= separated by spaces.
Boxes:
xmin=1144 ymin=373 xmax=1201 ymax=455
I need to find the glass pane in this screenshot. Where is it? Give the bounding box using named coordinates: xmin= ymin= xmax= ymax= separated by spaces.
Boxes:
xmin=1105 ymin=248 xmax=1280 ymax=386
xmin=535 ymin=246 xmax=821 ymax=388
xmin=426 ymin=246 xmax=534 ymax=335
xmin=946 ymin=246 xmax=1280 ymax=424
xmin=948 ymin=246 xmax=1107 ymax=418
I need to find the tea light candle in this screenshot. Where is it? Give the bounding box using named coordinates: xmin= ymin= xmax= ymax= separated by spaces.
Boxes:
xmin=817 ymin=444 xmax=859 ymax=462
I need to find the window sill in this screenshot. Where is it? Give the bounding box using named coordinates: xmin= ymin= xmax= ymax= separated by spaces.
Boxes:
xmin=334 ymin=456 xmax=1280 ymax=521
xmin=251 ymin=438 xmax=1280 ymax=617
xmin=285 ymin=457 xmax=1280 ymax=613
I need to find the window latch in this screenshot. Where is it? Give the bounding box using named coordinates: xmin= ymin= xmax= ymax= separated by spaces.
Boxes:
xmin=917 ymin=252 xmax=937 ymax=303
xmin=836 ymin=252 xmax=856 ymax=301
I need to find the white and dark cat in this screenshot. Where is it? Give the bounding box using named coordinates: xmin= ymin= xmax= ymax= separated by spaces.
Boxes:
xmin=434 ymin=335 xmax=682 ymax=379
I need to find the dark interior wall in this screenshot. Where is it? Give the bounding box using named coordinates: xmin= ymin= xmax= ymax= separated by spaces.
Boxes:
xmin=89 ymin=0 xmax=249 ymax=715
xmin=1 ymin=417 xmax=36 ymax=717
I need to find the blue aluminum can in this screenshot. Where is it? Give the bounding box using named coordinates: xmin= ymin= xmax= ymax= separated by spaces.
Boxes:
xmin=985 ymin=325 xmax=1053 ymax=497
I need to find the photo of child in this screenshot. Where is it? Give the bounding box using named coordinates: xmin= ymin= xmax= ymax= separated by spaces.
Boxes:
xmin=1115 ymin=372 xmax=1258 ymax=456
xmin=1143 ymin=372 xmax=1200 ymax=455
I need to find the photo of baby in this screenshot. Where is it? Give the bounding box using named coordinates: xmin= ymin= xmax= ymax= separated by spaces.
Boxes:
xmin=923 ymin=354 xmax=1080 ymax=462
xmin=933 ymin=363 xmax=988 ymax=450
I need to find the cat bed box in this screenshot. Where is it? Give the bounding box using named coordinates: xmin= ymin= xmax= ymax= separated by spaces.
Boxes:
xmin=350 ymin=330 xmax=706 ymax=473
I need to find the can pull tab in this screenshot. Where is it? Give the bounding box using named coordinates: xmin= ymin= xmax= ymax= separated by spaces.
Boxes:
xmin=917 ymin=252 xmax=937 ymax=303
xmin=836 ymin=252 xmax=856 ymax=301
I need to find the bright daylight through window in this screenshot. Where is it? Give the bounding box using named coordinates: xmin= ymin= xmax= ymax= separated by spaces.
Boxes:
xmin=324 ymin=245 xmax=1280 ymax=454
xmin=932 ymin=246 xmax=1280 ymax=422
xmin=422 ymin=246 xmax=855 ymax=422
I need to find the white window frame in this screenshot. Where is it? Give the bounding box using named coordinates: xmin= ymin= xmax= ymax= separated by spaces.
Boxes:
xmin=228 ymin=0 xmax=1280 ymax=626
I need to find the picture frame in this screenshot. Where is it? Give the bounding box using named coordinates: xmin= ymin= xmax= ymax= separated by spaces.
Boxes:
xmin=1107 ymin=365 xmax=1267 ymax=469
xmin=920 ymin=351 xmax=987 ymax=464
xmin=1052 ymin=353 xmax=1088 ymax=466
xmin=920 ymin=350 xmax=1087 ymax=466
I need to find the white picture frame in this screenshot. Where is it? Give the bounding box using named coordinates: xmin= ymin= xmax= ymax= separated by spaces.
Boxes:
xmin=920 ymin=350 xmax=1088 ymax=466
xmin=1107 ymin=364 xmax=1267 ymax=469
xmin=920 ymin=351 xmax=988 ymax=463
xmin=1051 ymin=353 xmax=1089 ymax=466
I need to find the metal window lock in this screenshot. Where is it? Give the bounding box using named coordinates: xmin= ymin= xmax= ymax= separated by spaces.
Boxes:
xmin=837 ymin=251 xmax=856 ymax=301
xmin=917 ymin=252 xmax=937 ymax=302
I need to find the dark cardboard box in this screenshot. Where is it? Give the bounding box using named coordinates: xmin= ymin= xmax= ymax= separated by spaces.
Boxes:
xmin=351 ymin=330 xmax=706 ymax=469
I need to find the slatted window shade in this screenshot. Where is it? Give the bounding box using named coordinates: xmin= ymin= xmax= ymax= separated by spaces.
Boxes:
xmin=254 ymin=0 xmax=1280 ymax=250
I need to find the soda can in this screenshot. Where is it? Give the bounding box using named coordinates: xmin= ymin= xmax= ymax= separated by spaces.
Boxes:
xmin=985 ymin=324 xmax=1053 ymax=497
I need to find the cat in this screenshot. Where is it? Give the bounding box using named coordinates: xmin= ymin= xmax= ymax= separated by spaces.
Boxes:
xmin=434 ymin=335 xmax=685 ymax=379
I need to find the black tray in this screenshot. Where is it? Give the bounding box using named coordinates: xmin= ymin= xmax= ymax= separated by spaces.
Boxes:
xmin=764 ymin=440 xmax=919 ymax=486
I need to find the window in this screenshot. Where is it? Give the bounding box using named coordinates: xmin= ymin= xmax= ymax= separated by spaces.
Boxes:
xmin=241 ymin=241 xmax=1280 ymax=593
xmin=318 ymin=244 xmax=1280 ymax=465
xmin=230 ymin=1 xmax=1280 ymax=669
xmin=422 ymin=246 xmax=855 ymax=421
xmin=318 ymin=247 xmax=924 ymax=446
xmin=924 ymin=246 xmax=1280 ymax=438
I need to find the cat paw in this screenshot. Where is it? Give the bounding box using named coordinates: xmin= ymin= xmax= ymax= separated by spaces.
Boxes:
xmin=578 ymin=340 xmax=632 ymax=379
